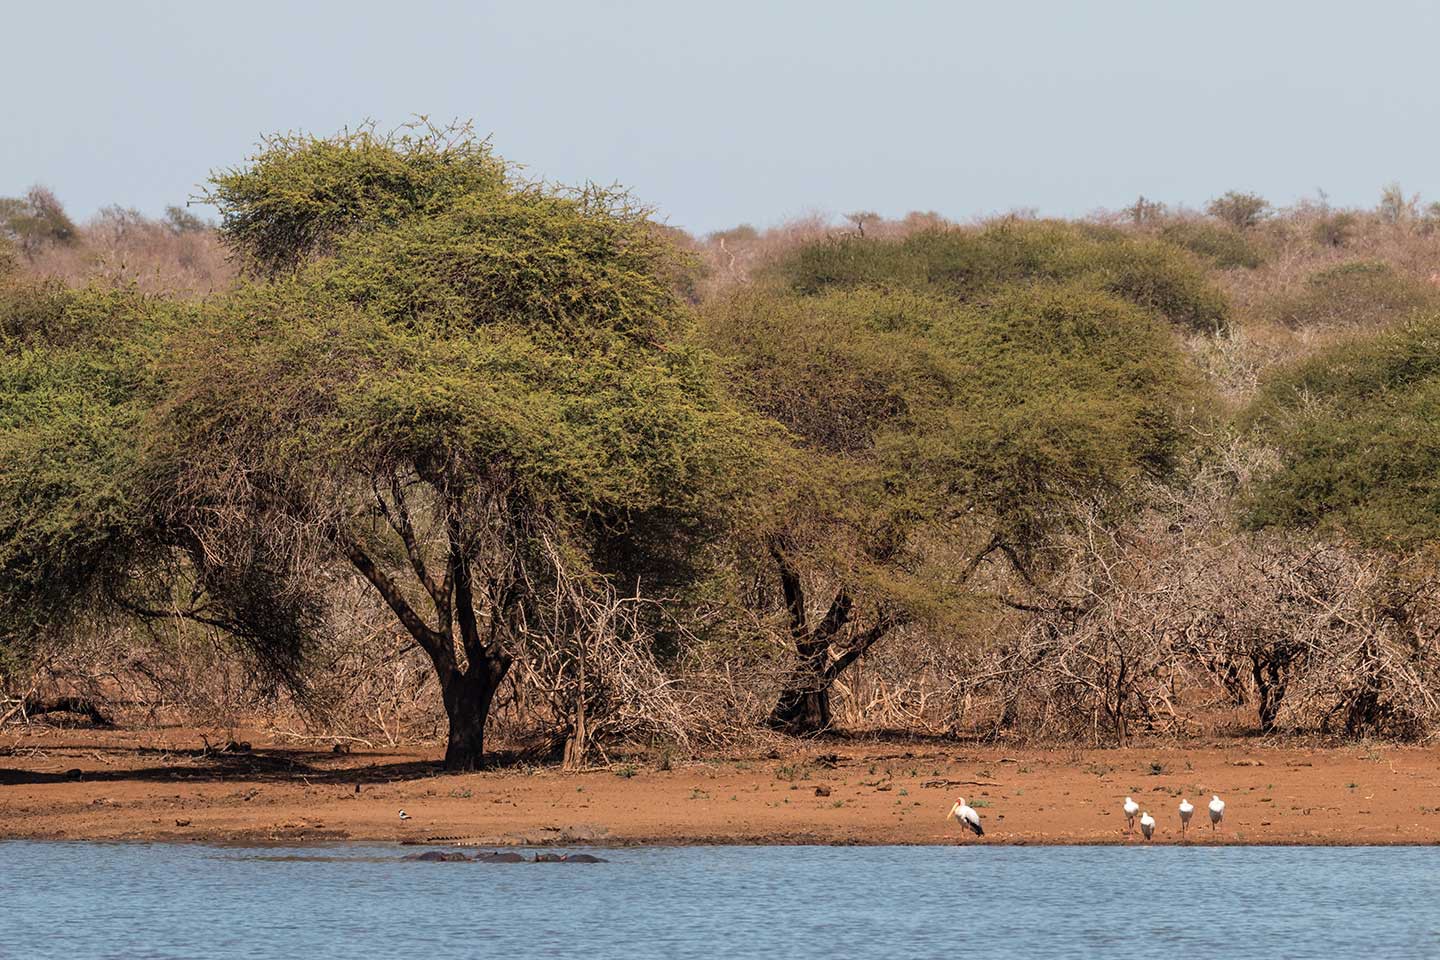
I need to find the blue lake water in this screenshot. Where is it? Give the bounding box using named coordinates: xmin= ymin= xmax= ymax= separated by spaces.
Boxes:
xmin=1 ymin=842 xmax=1437 ymax=959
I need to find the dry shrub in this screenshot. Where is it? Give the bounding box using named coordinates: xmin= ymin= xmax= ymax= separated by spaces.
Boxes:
xmin=23 ymin=206 xmax=234 ymax=297
xmin=11 ymin=620 xmax=300 ymax=733
xmin=967 ymin=444 xmax=1440 ymax=744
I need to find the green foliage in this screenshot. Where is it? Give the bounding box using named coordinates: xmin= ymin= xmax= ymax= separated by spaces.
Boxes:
xmin=1160 ymin=221 xmax=1266 ymax=269
xmin=0 ymin=237 xmax=16 ymax=277
xmin=1259 ymin=261 xmax=1440 ymax=329
xmin=206 ymin=120 xmax=508 ymax=275
xmin=0 ymin=278 xmax=322 ymax=688
xmin=315 ymin=186 xmax=685 ymax=344
xmin=0 ymin=186 xmax=79 ymax=253
xmin=1246 ymin=317 xmax=1440 ymax=548
xmin=162 ymin=266 xmax=747 ymax=536
xmin=906 ymin=282 xmax=1196 ymax=549
xmin=765 ymin=220 xmax=1229 ymax=333
xmin=1206 ymin=191 xmax=1270 ymax=230
xmin=701 ymin=286 xmax=951 ymax=455
xmin=194 ymin=120 xmax=745 ymax=526
xmin=1086 ymin=238 xmax=1229 ymax=333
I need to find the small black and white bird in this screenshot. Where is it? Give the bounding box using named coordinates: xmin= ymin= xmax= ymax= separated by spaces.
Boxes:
xmin=1208 ymin=795 xmax=1225 ymax=830
xmin=1139 ymin=811 xmax=1155 ymax=841
xmin=1178 ymin=798 xmax=1195 ymax=837
xmin=1123 ymin=796 xmax=1140 ymax=834
xmin=398 ymin=809 xmax=412 ymax=821
xmin=946 ymin=797 xmax=984 ymax=838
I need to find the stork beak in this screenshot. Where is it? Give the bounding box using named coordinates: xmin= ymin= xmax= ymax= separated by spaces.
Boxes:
xmin=945 ymin=803 xmax=958 ymax=821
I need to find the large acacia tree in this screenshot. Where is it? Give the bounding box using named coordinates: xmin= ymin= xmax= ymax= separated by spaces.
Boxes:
xmin=702 ymin=274 xmax=1201 ymax=733
xmin=176 ymin=126 xmax=750 ymax=768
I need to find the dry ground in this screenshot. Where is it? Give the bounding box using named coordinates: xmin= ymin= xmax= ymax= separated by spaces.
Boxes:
xmin=3 ymin=725 xmax=1439 ymax=846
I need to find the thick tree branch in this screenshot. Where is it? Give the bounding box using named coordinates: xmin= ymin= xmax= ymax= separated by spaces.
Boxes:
xmin=448 ymin=509 xmax=512 ymax=679
xmin=16 ymin=696 xmax=113 ymax=727
xmin=961 ymin=532 xmax=1005 ymax=582
xmin=770 ymin=540 xmax=807 ymax=636
xmin=824 ymin=612 xmax=898 ymax=682
xmin=372 ymin=474 xmax=449 ymax=618
xmin=336 ymin=530 xmax=455 ymax=677
xmin=813 ymin=591 xmax=853 ymax=644
xmin=999 ymin=541 xmax=1038 ymax=587
xmin=116 ymin=597 xmax=249 ymax=636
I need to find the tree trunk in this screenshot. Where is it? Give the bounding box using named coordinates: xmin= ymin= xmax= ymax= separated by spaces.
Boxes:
xmin=18 ymin=696 xmax=113 ymax=727
xmin=342 ymin=471 xmax=520 ymax=774
xmin=1251 ymin=649 xmax=1291 ymax=734
xmin=766 ymin=597 xmax=894 ymax=735
xmin=769 ymin=655 xmax=833 ymax=734
xmin=441 ymin=667 xmax=503 ymax=772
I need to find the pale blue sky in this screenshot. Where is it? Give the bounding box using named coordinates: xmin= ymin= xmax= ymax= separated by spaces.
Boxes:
xmin=4 ymin=0 xmax=1439 ymax=234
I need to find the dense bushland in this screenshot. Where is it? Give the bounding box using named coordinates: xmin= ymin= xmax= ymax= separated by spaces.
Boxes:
xmin=6 ymin=161 xmax=1440 ymax=757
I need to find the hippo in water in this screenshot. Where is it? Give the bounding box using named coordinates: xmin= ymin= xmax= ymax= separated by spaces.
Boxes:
xmin=403 ymin=849 xmax=607 ymax=863
xmin=404 ymin=850 xmax=470 ymax=862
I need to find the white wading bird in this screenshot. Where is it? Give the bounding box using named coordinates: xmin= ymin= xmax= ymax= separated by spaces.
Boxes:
xmin=1123 ymin=796 xmax=1140 ymax=835
xmin=398 ymin=809 xmax=412 ymax=821
xmin=1208 ymin=794 xmax=1225 ymax=830
xmin=947 ymin=797 xmax=984 ymax=838
xmin=1178 ymin=798 xmax=1194 ymax=837
xmin=1139 ymin=811 xmax=1155 ymax=841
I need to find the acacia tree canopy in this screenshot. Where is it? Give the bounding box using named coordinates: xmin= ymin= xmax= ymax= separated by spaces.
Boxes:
xmin=205 ymin=121 xmax=509 ymax=276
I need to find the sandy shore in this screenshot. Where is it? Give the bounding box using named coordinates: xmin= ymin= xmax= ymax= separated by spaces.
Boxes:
xmin=3 ymin=726 xmax=1439 ymax=846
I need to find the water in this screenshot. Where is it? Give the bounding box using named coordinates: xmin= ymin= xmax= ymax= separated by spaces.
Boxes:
xmin=1 ymin=842 xmax=1436 ymax=959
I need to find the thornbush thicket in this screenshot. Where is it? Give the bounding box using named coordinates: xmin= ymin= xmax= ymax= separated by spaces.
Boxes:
xmin=1258 ymin=261 xmax=1440 ymax=330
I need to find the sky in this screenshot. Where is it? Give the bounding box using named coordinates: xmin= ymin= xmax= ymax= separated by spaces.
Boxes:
xmin=4 ymin=0 xmax=1440 ymax=235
